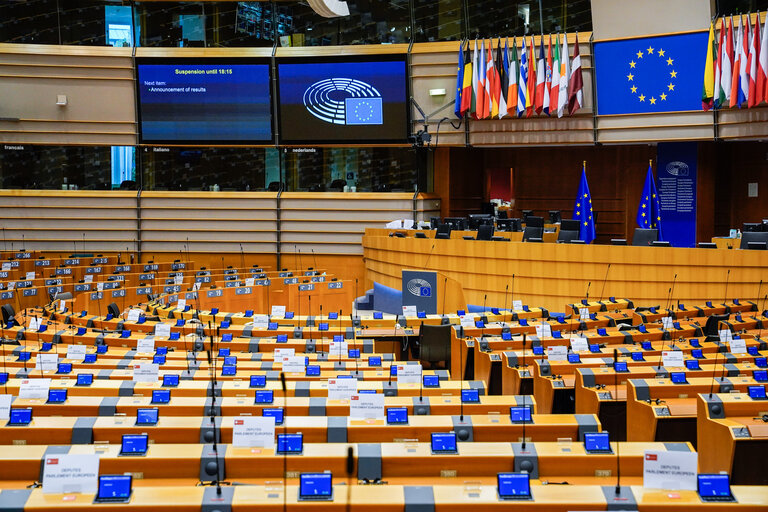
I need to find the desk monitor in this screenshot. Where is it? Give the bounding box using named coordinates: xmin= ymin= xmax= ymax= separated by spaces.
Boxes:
xmin=151 ymin=389 xmax=171 ymax=404
xmin=748 ymin=346 xmax=759 ymax=356
xmin=390 ymin=365 xmax=397 ymax=376
xmin=277 ymin=433 xmax=303 ymax=454
xmin=84 ymin=353 xmax=97 ymax=364
xmin=16 ymin=351 xmax=30 ymax=362
xmin=690 ymin=338 xmax=701 ymax=347
xmin=152 ymin=355 xmax=166 ymax=365
xmin=641 ymin=341 xmax=652 ymax=350
xmin=584 ymin=432 xmax=612 ymax=453
xmin=497 ymin=472 xmax=532 ymax=500
xmin=358 ymin=390 xmax=376 ymax=395
xmin=136 ymin=408 xmax=159 ymax=426
xmin=613 ymin=361 xmax=628 ymax=372
xmin=162 ymin=374 xmax=179 ymax=387
xmin=754 ymin=370 xmax=768 ymax=382
xmin=386 ymin=407 xmax=408 ymax=425
xmin=120 ymin=434 xmax=148 ymax=456
xmin=285 ymin=312 xmax=295 ymax=320
xmin=748 ymin=385 xmax=766 ymax=399
xmin=431 ymin=432 xmax=458 ymax=454
xmin=218 ymin=348 xmax=230 ymax=357
xmin=276 ymin=334 xmax=288 ymax=343
xmin=368 ymin=356 xmax=381 ymax=367
xmin=685 ymin=359 xmax=701 ymax=370
xmin=94 ymin=475 xmax=132 ymax=503
xmin=223 ymin=356 xmax=237 ymax=366
xmin=373 ymin=312 xmax=383 ymax=320
xmin=263 ymin=408 xmax=284 ymax=425
xmin=96 ymin=344 xmax=108 ymax=354
xmin=76 ymin=373 xmax=93 ymax=386
xmin=509 ymin=406 xmax=532 ymax=423
xmin=589 ymin=344 xmax=601 ymax=353
xmin=348 ymin=349 xmax=360 ymax=359
xmin=255 ymin=390 xmax=274 ymax=404
xmin=697 ymin=473 xmax=735 ymax=502
xmin=250 ymin=375 xmax=267 ymax=388
xmin=671 ymin=372 xmax=687 ymax=384
xmin=57 ymin=362 xmax=72 ymax=374
xmin=631 ymin=352 xmax=645 ymax=362
xmin=298 ymin=472 xmax=333 ymax=501
xmin=41 ymin=342 xmax=52 ymax=352
xmin=47 ymin=389 xmax=67 ymax=403
xmin=328 ymin=312 xmax=338 ymax=320
xmin=532 ymin=346 xmax=544 ymax=356
xmin=756 ymin=357 xmax=768 ymax=368
xmin=692 ymin=349 xmax=704 ymax=359
xmin=568 ymin=353 xmax=580 ymax=363
xmin=221 ymin=365 xmax=237 ymax=376
xmin=156 ymin=347 xmax=168 ymax=356
xmin=501 ymin=332 xmax=513 ymax=341
xmin=7 ymin=407 xmax=32 ymax=426
xmin=461 ymin=389 xmax=480 ymax=403
xmin=221 ymin=333 xmax=233 ymax=342
xmin=423 ymin=375 xmax=440 ymax=387
xmin=306 ymin=365 xmax=321 ymax=376
xmin=0 ymin=372 xmax=8 ymax=385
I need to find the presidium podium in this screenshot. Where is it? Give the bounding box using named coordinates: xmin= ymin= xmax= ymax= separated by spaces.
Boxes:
xmin=401 ymin=269 xmax=466 ymax=315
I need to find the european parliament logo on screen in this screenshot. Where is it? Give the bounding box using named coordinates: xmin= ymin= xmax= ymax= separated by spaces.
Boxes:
xmin=303 ymin=78 xmax=383 ymax=125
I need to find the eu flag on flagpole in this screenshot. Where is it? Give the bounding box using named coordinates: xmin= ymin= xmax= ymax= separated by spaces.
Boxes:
xmin=636 ymin=163 xmax=665 ymax=240
xmin=454 ymin=40 xmax=465 ymax=119
xmin=573 ymin=165 xmax=596 ymax=244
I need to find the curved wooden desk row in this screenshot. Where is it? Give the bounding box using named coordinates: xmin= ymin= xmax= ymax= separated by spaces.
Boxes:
xmin=697 ymin=392 xmax=768 ymax=484
xmin=2 ymin=483 xmax=767 ymax=511
xmin=0 ymin=441 xmax=693 ymax=483
xmin=0 ymin=378 xmax=481 ymax=399
xmin=0 ymin=413 xmax=601 ymax=446
xmin=5 ymin=395 xmax=529 ymax=418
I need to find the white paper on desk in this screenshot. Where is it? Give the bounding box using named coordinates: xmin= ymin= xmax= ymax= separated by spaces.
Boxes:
xmin=19 ymin=378 xmax=51 ymax=399
xmin=25 ymin=271 xmax=35 ymax=280
xmin=403 ymin=219 xmax=414 ymax=229
xmin=460 ymin=316 xmax=475 ymax=328
xmin=245 ymin=277 xmax=255 ymax=286
xmin=28 ymin=317 xmax=41 ymax=330
xmin=136 ymin=338 xmax=155 ymax=354
xmin=729 ymin=339 xmax=747 ymax=354
xmin=402 ymin=305 xmax=417 ymax=317
xmin=253 ymin=314 xmax=269 ymax=329
xmin=43 ymin=454 xmax=100 ymax=494
xmin=127 ymin=308 xmax=142 ymax=322
xmin=1 ymin=263 xmax=10 ymax=271
xmin=271 ymin=305 xmax=286 ymax=318
xmin=579 ymin=307 xmax=590 ymax=320
xmin=177 ymin=298 xmax=187 ymax=310
xmin=329 ymin=340 xmax=348 ymax=355
xmin=35 ymin=353 xmax=58 ymax=371
xmin=328 ymin=378 xmax=357 ymax=400
xmin=59 ymin=300 xmax=65 ymax=312
xmin=96 ymin=282 xmax=104 ymax=291
xmin=232 ymin=416 xmax=275 ymax=448
xmin=0 ymin=394 xmax=12 ymax=420
xmin=662 ymin=350 xmax=684 ymax=368
xmin=155 ymin=323 xmax=171 ymax=337
xmin=193 ymin=282 xmax=202 ymax=292
xmin=132 ymin=362 xmax=159 ymax=382
xmin=274 ymin=348 xmax=295 ymax=359
xmin=546 ymin=345 xmax=568 ymax=361
xmin=7 ymin=282 xmax=14 ymax=290
xmin=661 ymin=316 xmax=674 ymax=329
xmin=281 ymin=355 xmax=306 ymax=373
xmin=385 ymin=220 xmax=402 ymax=229
xmin=512 ymin=300 xmax=523 ymax=311
xmin=349 ymin=393 xmax=385 ymax=419
xmin=66 ymin=345 xmax=86 ymax=361
xmin=174 ymin=275 xmax=184 ymax=285
xmin=396 ymin=363 xmax=422 ymax=384
xmin=643 ymin=450 xmax=698 ymax=490
xmin=535 ymin=322 xmax=551 ymax=338
xmin=84 ymin=275 xmax=93 ymax=283
xmin=718 ymin=329 xmax=733 ymax=342
xmin=570 ymin=337 xmax=589 ymax=352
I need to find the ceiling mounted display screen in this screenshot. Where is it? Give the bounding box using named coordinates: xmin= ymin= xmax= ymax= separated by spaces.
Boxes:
xmin=136 ymin=58 xmax=272 ymax=144
xmin=277 ymin=55 xmax=408 ymax=144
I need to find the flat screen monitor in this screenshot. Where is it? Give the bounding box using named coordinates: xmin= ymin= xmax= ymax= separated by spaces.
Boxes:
xmin=755 ymin=357 xmax=768 ymax=368
xmin=348 ymin=349 xmax=360 ymax=359
xmin=686 ymin=359 xmax=700 ymax=370
xmin=162 ymin=374 xmax=179 ymax=387
xmin=255 ymin=390 xmax=274 ymax=404
xmin=263 ymin=408 xmax=284 ymax=425
xmin=423 ymin=375 xmax=439 ymax=387
xmin=76 ymin=373 xmax=94 ymax=386
xmin=84 ymin=353 xmax=97 ymax=363
xmin=614 ymin=361 xmax=628 ymax=372
xmin=250 ymin=375 xmax=267 ymax=388
xmin=306 ymin=365 xmax=321 ymax=376
xmin=641 ymin=341 xmax=653 ymax=350
xmin=223 ymin=356 xmax=237 ymax=366
xmin=277 ymin=334 xmax=288 ymax=342
xmin=631 ymin=352 xmax=645 ymax=361
xmin=94 ymin=475 xmax=132 ymax=503
xmin=7 ymin=408 xmax=32 ymax=426
xmin=390 ymin=365 xmax=397 ymax=376
xmin=431 ymin=432 xmax=458 ymax=453
xmin=120 ymin=434 xmax=148 ymax=456
xmin=277 ymin=55 xmax=408 ymax=144
xmin=697 ymin=473 xmax=733 ymax=501
xmin=461 ymin=389 xmax=480 ymax=403
xmin=218 ymin=348 xmax=230 ymax=357
xmin=386 ymin=407 xmax=408 ymax=424
xmin=41 ymin=342 xmax=52 ymax=351
xmin=298 ymin=472 xmax=333 ymax=501
xmin=671 ymin=372 xmax=687 ymax=384
xmin=136 ymin=58 xmax=272 ymax=144
xmin=152 ymin=355 xmax=166 ymax=365
xmin=221 ymin=365 xmax=237 ymax=376
xmin=754 ymin=370 xmax=768 ymax=382
xmin=509 ymin=406 xmax=532 ymax=422
xmin=692 ymin=349 xmax=704 ymax=359
xmin=497 ymin=472 xmax=532 ymax=500
xmin=57 ymin=363 xmax=72 ymax=374
xmin=96 ymin=345 xmax=108 ymax=354
xmin=151 ymin=389 xmax=171 ymax=404
xmin=568 ymin=354 xmax=580 ymax=363
xmin=277 ymin=433 xmax=303 ymax=454
xmin=156 ymin=347 xmax=168 ymax=356
xmin=748 ymin=385 xmax=766 ymax=399
xmin=47 ymin=389 xmax=67 ymax=403
xmin=136 ymin=408 xmax=159 ymax=426
xmin=368 ymin=356 xmax=381 ymax=367
xmin=584 ymin=432 xmax=612 ymax=453
xmin=0 ymin=372 xmax=9 ymax=385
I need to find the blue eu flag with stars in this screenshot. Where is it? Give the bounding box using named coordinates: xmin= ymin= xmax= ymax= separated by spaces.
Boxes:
xmin=573 ymin=166 xmax=596 ymax=244
xmin=636 ymin=163 xmax=664 ymax=240
xmin=594 ymin=32 xmax=708 ymax=115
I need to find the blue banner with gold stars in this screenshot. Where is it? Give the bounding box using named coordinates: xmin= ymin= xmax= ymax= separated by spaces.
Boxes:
xmin=594 ymin=32 xmax=709 ymax=115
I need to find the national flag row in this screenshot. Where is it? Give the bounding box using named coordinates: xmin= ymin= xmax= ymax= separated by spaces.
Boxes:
xmin=703 ymin=12 xmax=768 ymax=110
xmin=454 ymin=34 xmax=584 ymax=120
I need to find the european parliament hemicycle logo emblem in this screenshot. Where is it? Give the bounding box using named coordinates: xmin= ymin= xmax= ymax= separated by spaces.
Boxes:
xmin=303 ymin=78 xmax=383 ymax=125
xmin=407 ymin=278 xmax=431 ymax=297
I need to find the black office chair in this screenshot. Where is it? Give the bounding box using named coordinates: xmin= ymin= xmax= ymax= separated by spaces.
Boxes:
xmin=329 ymin=179 xmax=346 ymax=191
xmin=1 ymin=304 xmax=17 ymax=326
xmin=414 ymin=323 xmax=451 ymax=369
xmin=632 ymin=228 xmax=658 ymax=246
xmin=107 ymin=302 xmax=121 ymax=318
xmin=522 ymin=210 xmax=534 ymax=223
xmin=476 ymin=224 xmax=494 ymax=241
xmin=523 ymin=216 xmax=544 ymax=241
xmin=509 ymin=218 xmax=522 ymax=232
xmin=557 ymin=219 xmax=581 ymax=243
xmin=435 ymin=224 xmax=452 ymax=240
xmin=704 ymin=313 xmax=730 ymax=337
xmin=430 ymin=217 xmax=441 ymax=229
xmin=549 ymin=210 xmax=562 ymax=224
xmin=267 ymin=181 xmax=283 ymax=192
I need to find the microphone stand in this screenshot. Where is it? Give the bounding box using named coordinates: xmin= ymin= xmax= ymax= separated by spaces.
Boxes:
xmin=480 ymin=294 xmax=487 ymax=339
xmin=614 ymin=347 xmax=621 ymax=496
xmin=521 ymin=335 xmax=528 ymax=450
xmin=723 ymin=269 xmax=731 ymax=308
xmin=502 ymin=282 xmax=509 ymax=327
xmin=598 ymin=263 xmax=611 ymax=304
xmin=349 ymin=312 xmax=360 ymax=377
xmin=280 ymin=372 xmax=288 ymax=512
xmin=311 ymin=248 xmax=318 ymax=271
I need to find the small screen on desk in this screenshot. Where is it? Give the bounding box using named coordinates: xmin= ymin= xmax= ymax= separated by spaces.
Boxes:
xmin=755 ymin=357 xmax=768 ymax=368
xmin=17 ymin=352 xmax=30 ymax=361
xmin=431 ymin=432 xmax=457 ymax=453
xmin=47 ymin=389 xmax=67 ymax=403
xmin=509 ymin=406 xmax=532 ymax=422
xmin=96 ymin=345 xmax=108 ymax=354
xmin=41 ymin=342 xmax=52 ymax=351
xmin=156 ymin=347 xmax=168 ymax=355
xmin=613 ymin=361 xmax=628 ymax=372
xmin=255 ymin=390 xmax=274 ymax=403
xmin=96 ymin=475 xmax=132 ymax=501
xmin=218 ymin=348 xmax=230 ymax=357
xmin=76 ymin=373 xmax=93 ymax=386
xmin=121 ymin=434 xmax=148 ymax=455
xmin=690 ymin=338 xmax=701 ymax=347
xmin=568 ymin=354 xmax=580 ymax=363
xmin=151 ymin=389 xmax=170 ymax=404
xmin=697 ymin=474 xmax=731 ymax=497
xmin=691 ymin=349 xmax=704 ymax=359
xmin=277 ymin=334 xmax=288 ymax=343
xmin=250 ymin=375 xmax=267 ymax=387
xmin=152 ymin=355 xmax=166 ymax=365
xmin=57 ymin=363 xmax=72 ymax=374
xmin=263 ymin=408 xmax=284 ymax=424
xmin=306 ymin=365 xmax=320 ymax=376
xmin=502 ymin=332 xmax=512 ymax=340
xmin=136 ymin=408 xmax=159 ymax=425
xmin=277 ymin=433 xmax=303 ymax=454
xmin=748 ymin=346 xmax=759 ymax=356
xmin=641 ymin=341 xmax=652 ymax=350
xmin=8 ymin=408 xmax=32 ymax=425
xmin=386 ymin=407 xmax=408 ymax=424
xmin=671 ymin=372 xmax=687 ymax=384
xmin=84 ymin=353 xmax=97 ymax=363
xmin=532 ymin=346 xmax=544 ymax=355
xmin=423 ymin=375 xmax=439 ymax=387
xmin=163 ymin=374 xmax=179 ymax=387
xmin=748 ymin=385 xmax=766 ymax=399
xmin=223 ymin=356 xmax=237 ymax=365
xmin=631 ymin=352 xmax=644 ymax=361
xmin=390 ymin=365 xmax=397 ymax=375
xmin=0 ymin=372 xmax=9 ymax=385
xmin=299 ymin=472 xmax=333 ymax=499
xmin=685 ymin=359 xmax=700 ymax=370
xmin=461 ymin=389 xmax=480 ymax=403
xmin=221 ymin=365 xmax=237 ymax=376
xmin=497 ymin=472 xmax=531 ymax=499
xmin=348 ymin=349 xmax=360 ymax=358
xmin=368 ymin=356 xmax=381 ymax=367
xmin=584 ymin=432 xmax=611 ymax=452
xmin=754 ymin=370 xmax=768 ymax=382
